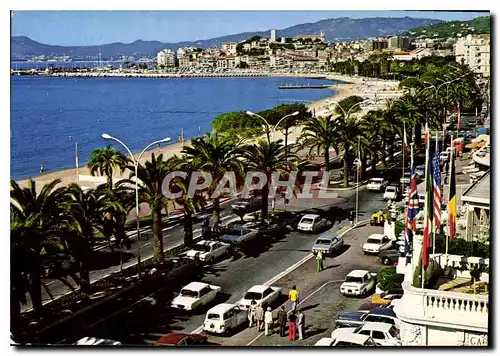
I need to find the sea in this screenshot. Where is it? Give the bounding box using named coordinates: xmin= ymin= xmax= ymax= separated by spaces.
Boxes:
xmin=11 ymin=71 xmax=337 ymax=180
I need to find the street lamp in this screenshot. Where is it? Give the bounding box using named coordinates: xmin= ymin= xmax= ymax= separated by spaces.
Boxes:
xmin=245 ymin=110 xmax=300 ymax=142
xmin=101 ymin=133 xmax=171 ymax=278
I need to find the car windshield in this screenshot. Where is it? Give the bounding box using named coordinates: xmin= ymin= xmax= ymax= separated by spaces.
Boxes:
xmin=301 ymin=218 xmax=314 ymax=224
xmin=335 ymin=341 xmax=354 ymax=346
xmin=386 ymin=187 xmax=395 ymax=192
xmin=315 ymin=239 xmax=331 ymax=245
xmin=389 ymin=326 xmax=399 ymax=338
xmin=180 ymin=289 xmax=198 ymax=298
xmin=229 ymin=228 xmax=244 ymax=235
xmin=207 ymin=313 xmax=220 ymax=320
xmin=244 ymin=292 xmax=262 ymax=300
xmin=345 ymin=276 xmax=363 ymax=283
xmin=192 ymin=244 xmax=211 ymax=252
xmin=369 ymin=180 xmax=381 ymax=184
xmin=367 ymin=238 xmax=382 ymax=244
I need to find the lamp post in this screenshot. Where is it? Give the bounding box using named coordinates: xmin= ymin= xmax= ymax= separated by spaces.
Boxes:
xmin=245 ymin=111 xmax=300 ymax=143
xmin=101 ymin=133 xmax=171 ymax=278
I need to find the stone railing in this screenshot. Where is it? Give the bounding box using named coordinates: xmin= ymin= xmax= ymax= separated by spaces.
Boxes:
xmin=394 ymin=280 xmax=489 ymax=332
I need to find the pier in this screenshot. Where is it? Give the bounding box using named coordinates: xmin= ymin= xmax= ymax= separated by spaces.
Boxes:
xmin=279 ymin=84 xmax=332 ymax=89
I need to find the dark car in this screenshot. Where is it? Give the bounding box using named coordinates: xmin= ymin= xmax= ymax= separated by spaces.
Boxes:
xmin=163 ymin=257 xmax=201 ymax=280
xmin=41 ymin=253 xmax=78 ymax=278
xmin=154 ymin=333 xmax=210 ymax=346
xmin=231 ymin=197 xmax=262 ymax=213
xmin=379 ymin=249 xmax=401 ymax=266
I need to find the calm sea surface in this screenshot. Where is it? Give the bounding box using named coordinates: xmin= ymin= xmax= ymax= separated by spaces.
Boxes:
xmin=11 ymin=76 xmax=337 ymax=180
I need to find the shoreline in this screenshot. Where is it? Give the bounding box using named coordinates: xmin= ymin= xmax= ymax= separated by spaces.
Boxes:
xmin=14 ymin=74 xmax=401 ymax=190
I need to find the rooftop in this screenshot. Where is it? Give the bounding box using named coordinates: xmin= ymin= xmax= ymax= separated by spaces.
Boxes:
xmin=361 ymin=321 xmax=394 ymax=332
xmin=207 ymin=303 xmax=236 ymax=314
xmin=248 ymin=285 xmax=270 ymax=293
xmin=347 ymin=270 xmax=370 ymax=278
xmin=461 ymin=170 xmax=490 ymax=207
xmin=182 ymin=281 xmax=209 ymax=292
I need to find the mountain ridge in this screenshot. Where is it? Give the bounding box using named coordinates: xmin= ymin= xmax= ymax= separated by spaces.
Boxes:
xmin=12 ymin=16 xmax=443 ymax=60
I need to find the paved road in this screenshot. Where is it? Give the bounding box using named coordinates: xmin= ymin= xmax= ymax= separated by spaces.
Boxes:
xmin=63 ymin=184 xmax=388 ymax=345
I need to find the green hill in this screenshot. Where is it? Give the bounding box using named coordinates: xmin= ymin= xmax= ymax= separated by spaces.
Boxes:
xmin=405 ymin=15 xmax=490 ymax=39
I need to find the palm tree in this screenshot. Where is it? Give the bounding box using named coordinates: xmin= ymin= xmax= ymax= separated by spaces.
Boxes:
xmin=182 ymin=133 xmax=243 ymax=230
xmin=10 ymin=179 xmax=68 ymax=316
xmin=361 ymin=110 xmax=390 ymax=174
xmin=88 ymin=145 xmax=128 ymax=188
xmin=299 ymin=116 xmax=338 ymax=170
xmin=393 ymin=93 xmax=425 ymax=148
xmin=123 ymin=153 xmax=172 ymax=263
xmin=240 ymin=139 xmax=297 ymax=222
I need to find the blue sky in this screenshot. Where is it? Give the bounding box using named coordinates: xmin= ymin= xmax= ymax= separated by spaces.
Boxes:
xmin=11 ymin=10 xmax=488 ymax=46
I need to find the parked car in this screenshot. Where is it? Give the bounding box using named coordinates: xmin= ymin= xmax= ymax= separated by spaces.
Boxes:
xmin=400 ymin=172 xmax=411 ymax=186
xmin=358 ymin=303 xmax=389 ymax=313
xmin=440 ymin=151 xmax=450 ymax=163
xmin=297 ymin=214 xmax=329 ymax=232
xmin=367 ymin=178 xmax=388 ymax=192
xmin=154 ymin=333 xmax=209 ymax=346
xmin=332 ymin=322 xmax=401 ymax=346
xmin=379 ymin=249 xmax=401 ymax=266
xmin=362 ymin=234 xmax=393 ymax=254
xmin=220 ymin=226 xmax=259 ymax=245
xmin=170 ymin=282 xmax=221 ymax=311
xmin=335 ymin=307 xmax=400 ymax=329
xmin=315 ymin=331 xmax=377 ymax=346
xmin=371 ymin=293 xmax=403 ymax=305
xmin=163 ymin=257 xmax=201 ymax=280
xmin=237 ymin=285 xmax=282 ymax=309
xmin=311 ymin=233 xmax=343 ymax=256
xmin=74 ymin=337 xmax=121 ymax=346
xmin=370 ymin=211 xmax=387 ymax=226
xmin=184 ymin=240 xmax=230 ymax=263
xmin=383 ymin=185 xmax=400 ymax=201
xmin=414 ymin=165 xmax=425 ymax=179
xmin=340 ymin=270 xmax=377 ymax=297
xmin=41 ymin=253 xmax=78 ymax=278
xmin=231 ymin=197 xmax=262 ymax=213
xmin=203 ymin=303 xmax=248 ymax=335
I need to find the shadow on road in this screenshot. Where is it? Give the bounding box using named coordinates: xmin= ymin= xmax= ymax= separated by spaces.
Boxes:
xmin=87 ymin=251 xmax=136 ymax=271
xmin=330 ymin=244 xmax=351 ymax=257
xmin=299 ymin=303 xmax=319 ymax=312
xmin=304 ymin=327 xmax=328 ymax=339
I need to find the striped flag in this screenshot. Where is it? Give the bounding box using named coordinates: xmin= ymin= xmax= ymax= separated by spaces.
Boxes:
xmin=403 ymin=125 xmax=408 ymax=153
xmin=448 ymin=149 xmax=457 ymax=241
xmin=432 ymin=153 xmax=442 ymax=230
xmin=407 ymin=166 xmax=420 ymax=231
xmin=422 ymin=138 xmax=433 ymax=270
xmin=457 ymin=102 xmax=461 ymax=130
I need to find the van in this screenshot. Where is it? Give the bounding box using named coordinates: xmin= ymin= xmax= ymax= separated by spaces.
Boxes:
xmin=203 ymin=303 xmax=248 ymax=335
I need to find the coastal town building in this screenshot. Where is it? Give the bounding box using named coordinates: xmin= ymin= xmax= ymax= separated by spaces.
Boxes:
xmin=388 ymin=36 xmax=410 ymax=50
xmin=270 ymin=29 xmax=277 ymax=42
xmin=221 ymin=42 xmax=238 ymax=56
xmin=157 ymin=49 xmax=176 ymax=67
xmin=455 ymin=34 xmax=490 ymax=78
xmin=293 ymin=31 xmax=326 ymax=43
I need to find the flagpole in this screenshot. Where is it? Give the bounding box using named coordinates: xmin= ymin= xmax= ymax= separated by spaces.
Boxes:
xmin=446 ymin=133 xmax=453 ymax=258
xmin=422 ymin=122 xmax=430 ymax=289
xmin=355 ymin=135 xmax=360 ymax=225
xmin=402 ymin=120 xmax=406 ymax=192
xmin=433 ymin=132 xmax=438 ymax=255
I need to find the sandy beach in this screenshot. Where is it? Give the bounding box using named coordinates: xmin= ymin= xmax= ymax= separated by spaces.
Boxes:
xmin=15 ymin=74 xmax=402 ymax=192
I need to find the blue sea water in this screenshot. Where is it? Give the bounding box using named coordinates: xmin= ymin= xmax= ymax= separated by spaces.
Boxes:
xmin=11 ymin=76 xmax=337 ymax=180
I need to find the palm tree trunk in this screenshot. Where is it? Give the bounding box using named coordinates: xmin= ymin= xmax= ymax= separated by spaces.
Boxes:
xmin=343 ymin=153 xmax=349 ymax=188
xmin=79 ymin=245 xmax=91 ymax=289
xmin=153 ymin=206 xmax=164 ymax=263
xmin=415 ymin=123 xmax=422 ymax=148
xmin=212 ymin=197 xmax=220 ymax=228
xmin=324 ymin=147 xmax=330 ymax=170
xmin=261 ymin=183 xmax=269 ymax=222
xmin=183 ymin=205 xmax=193 ymax=246
xmin=29 ymin=264 xmax=44 ymax=317
xmin=10 ymin=286 xmax=21 ymax=337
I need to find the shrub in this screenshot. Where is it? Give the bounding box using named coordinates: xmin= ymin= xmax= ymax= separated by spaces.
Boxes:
xmin=378 ymin=267 xmax=397 ymax=291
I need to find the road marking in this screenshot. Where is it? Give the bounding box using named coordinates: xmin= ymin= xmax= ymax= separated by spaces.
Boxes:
xmin=263 ymin=254 xmax=314 ymax=286
xmin=46 ymin=281 xmax=55 ymax=286
xmin=191 ymin=326 xmax=203 ymax=334
xmin=143 ymin=242 xmax=151 ymax=246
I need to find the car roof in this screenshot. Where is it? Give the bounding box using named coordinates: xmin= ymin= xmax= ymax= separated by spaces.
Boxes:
xmin=370 ymin=178 xmax=384 ymax=181
xmin=155 ymin=333 xmax=206 ymax=345
xmin=362 ymin=322 xmax=394 ymax=332
xmin=247 ymin=285 xmax=270 ymax=293
xmin=196 ymin=240 xmax=218 ymax=246
xmin=368 ymin=307 xmax=397 ymax=317
xmin=347 ymin=270 xmax=369 ymax=278
xmin=367 ymin=234 xmax=385 ymax=240
xmin=386 ymin=185 xmax=397 ymax=189
xmin=316 ymin=235 xmax=334 ymax=241
xmin=301 ymin=214 xmax=320 ymax=219
xmin=230 ymin=226 xmax=246 ymax=231
xmin=335 ymin=331 xmax=372 ymax=344
xmin=182 ymin=281 xmax=209 ymax=292
xmin=207 ymin=303 xmax=236 ymax=314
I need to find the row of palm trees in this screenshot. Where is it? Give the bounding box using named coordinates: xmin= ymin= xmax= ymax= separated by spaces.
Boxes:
xmin=11 ymin=61 xmax=479 ymax=330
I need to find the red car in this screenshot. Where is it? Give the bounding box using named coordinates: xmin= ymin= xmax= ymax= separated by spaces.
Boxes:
xmin=154 ymin=333 xmax=208 ymax=346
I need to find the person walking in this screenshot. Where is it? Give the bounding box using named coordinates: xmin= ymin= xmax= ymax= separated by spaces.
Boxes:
xmin=248 ymin=300 xmax=257 ymax=327
xmin=256 ymin=303 xmax=265 ymax=332
xmin=288 ymin=311 xmax=297 ymax=341
xmin=288 ymin=286 xmax=299 ymax=312
xmin=40 ymin=164 xmax=44 ymax=175
xmin=277 ymin=306 xmax=287 ymax=337
xmin=316 ymin=250 xmax=324 ymax=272
xmin=296 ymin=309 xmax=305 ymax=340
xmin=264 ymin=307 xmax=274 ymax=336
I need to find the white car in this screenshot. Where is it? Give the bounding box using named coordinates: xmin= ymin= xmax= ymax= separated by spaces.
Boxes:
xmin=237 ymin=285 xmax=282 ymax=309
xmin=363 ymin=234 xmax=393 ymax=254
xmin=331 ymin=322 xmax=401 ymax=346
xmin=297 ymin=214 xmax=329 ymax=232
xmin=203 ymin=303 xmax=248 ymax=335
xmin=383 ymin=185 xmax=399 ymax=201
xmin=171 ymin=282 xmax=221 ymax=311
xmin=74 ymin=337 xmax=121 ymax=345
xmin=340 ymin=270 xmax=377 ymax=296
xmin=317 ymin=330 xmax=377 ymax=346
xmin=185 ymin=240 xmax=230 ymax=263
xmin=367 ymin=178 xmax=388 ymax=192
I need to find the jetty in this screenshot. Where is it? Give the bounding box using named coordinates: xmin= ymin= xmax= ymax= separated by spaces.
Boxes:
xmin=279 ymin=84 xmax=332 ymax=89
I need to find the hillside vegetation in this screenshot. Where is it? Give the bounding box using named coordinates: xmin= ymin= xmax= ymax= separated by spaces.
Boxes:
xmin=405 ymin=16 xmax=490 ymax=39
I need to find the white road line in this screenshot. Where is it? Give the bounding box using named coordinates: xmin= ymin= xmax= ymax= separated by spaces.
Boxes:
xmin=143 ymin=242 xmax=151 ymax=246
xmin=191 ymin=326 xmax=204 ymax=334
xmin=46 ymin=281 xmax=55 ymax=286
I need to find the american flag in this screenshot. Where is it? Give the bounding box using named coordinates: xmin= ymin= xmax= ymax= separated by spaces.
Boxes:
xmin=432 ymin=153 xmax=442 ymax=230
xmin=407 ymin=166 xmax=420 ymax=231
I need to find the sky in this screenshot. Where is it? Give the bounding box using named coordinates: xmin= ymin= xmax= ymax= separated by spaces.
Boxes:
xmin=11 ymin=10 xmax=489 ymax=46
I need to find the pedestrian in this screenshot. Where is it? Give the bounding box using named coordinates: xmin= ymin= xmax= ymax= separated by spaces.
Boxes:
xmin=248 ymin=300 xmax=257 ymax=327
xmin=316 ymin=250 xmax=324 ymax=272
xmin=256 ymin=303 xmax=265 ymax=331
xmin=277 ymin=305 xmax=287 ymax=337
xmin=296 ymin=309 xmax=305 ymax=340
xmin=288 ymin=311 xmax=297 ymax=341
xmin=264 ymin=306 xmax=273 ymax=336
xmin=288 ymin=286 xmax=299 ymax=312
xmin=40 ymin=164 xmax=44 ymax=175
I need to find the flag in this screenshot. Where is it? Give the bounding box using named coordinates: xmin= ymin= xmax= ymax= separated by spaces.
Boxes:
xmin=422 ymin=136 xmax=433 ymax=270
xmin=407 ymin=166 xmax=419 ymax=229
xmin=403 ymin=125 xmax=408 ymax=153
xmin=432 ymin=153 xmax=442 ymax=230
xmin=423 ymin=122 xmax=429 ymax=145
xmin=448 ymin=151 xmax=457 ymax=241
xmin=404 ymin=211 xmax=411 ymax=255
xmin=457 ymin=102 xmax=461 ymax=130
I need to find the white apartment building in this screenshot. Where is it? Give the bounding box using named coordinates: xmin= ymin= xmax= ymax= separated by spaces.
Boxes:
xmin=270 ymin=29 xmax=277 ymax=42
xmin=176 ymin=46 xmax=197 ymax=59
xmin=455 ymin=34 xmax=490 ymax=78
xmin=157 ymin=49 xmax=176 ymax=67
xmin=221 ymin=42 xmax=237 ymax=56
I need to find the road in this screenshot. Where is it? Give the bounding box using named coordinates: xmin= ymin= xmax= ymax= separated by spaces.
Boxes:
xmin=62 ymin=183 xmax=389 ymax=345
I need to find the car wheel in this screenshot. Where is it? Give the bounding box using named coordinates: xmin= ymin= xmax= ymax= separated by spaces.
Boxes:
xmin=383 ymin=257 xmax=391 ymax=265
